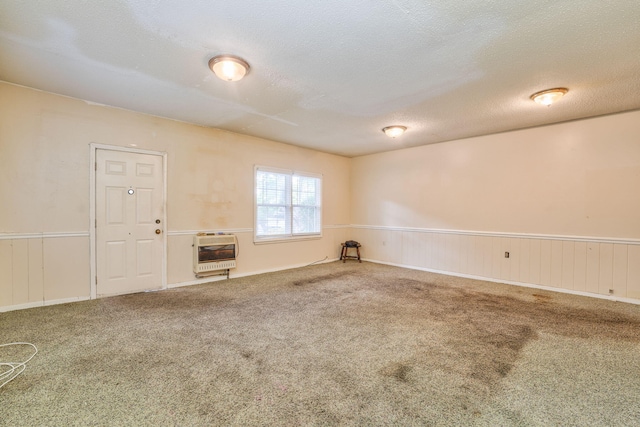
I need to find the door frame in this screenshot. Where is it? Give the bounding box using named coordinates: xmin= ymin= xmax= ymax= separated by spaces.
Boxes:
xmin=89 ymin=143 xmax=168 ymax=299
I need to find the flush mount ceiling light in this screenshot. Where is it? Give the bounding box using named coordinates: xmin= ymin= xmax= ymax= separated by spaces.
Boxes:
xmin=209 ymin=55 xmax=250 ymax=82
xmin=382 ymin=126 xmax=407 ymax=138
xmin=530 ymin=88 xmax=568 ymax=106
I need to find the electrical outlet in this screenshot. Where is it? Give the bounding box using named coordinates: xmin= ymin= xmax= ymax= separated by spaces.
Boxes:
xmin=504 ymin=251 xmax=510 ymax=258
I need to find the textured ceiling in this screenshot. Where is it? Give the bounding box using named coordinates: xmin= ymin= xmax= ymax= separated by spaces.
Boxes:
xmin=1 ymin=1 xmax=639 ymax=157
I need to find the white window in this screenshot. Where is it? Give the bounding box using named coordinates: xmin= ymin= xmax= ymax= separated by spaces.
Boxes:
xmin=255 ymin=166 xmax=322 ymax=242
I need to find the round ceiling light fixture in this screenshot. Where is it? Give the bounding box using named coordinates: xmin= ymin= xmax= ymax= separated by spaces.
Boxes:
xmin=382 ymin=126 xmax=407 ymax=138
xmin=209 ymin=55 xmax=250 ymax=82
xmin=530 ymin=88 xmax=568 ymax=106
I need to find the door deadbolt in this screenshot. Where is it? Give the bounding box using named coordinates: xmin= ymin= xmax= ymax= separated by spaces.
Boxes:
xmin=155 ymin=219 xmax=161 ymax=224
xmin=155 ymin=229 xmax=161 ymax=234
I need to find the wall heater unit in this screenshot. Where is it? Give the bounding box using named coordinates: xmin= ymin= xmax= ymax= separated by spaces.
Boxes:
xmin=193 ymin=234 xmax=237 ymax=275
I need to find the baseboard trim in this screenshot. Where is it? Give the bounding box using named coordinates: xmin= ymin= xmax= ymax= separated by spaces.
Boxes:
xmin=362 ymin=258 xmax=640 ymax=306
xmin=167 ymin=275 xmax=229 ymax=288
xmin=0 ymin=296 xmax=91 ymax=313
xmin=167 ymin=257 xmax=339 ymax=289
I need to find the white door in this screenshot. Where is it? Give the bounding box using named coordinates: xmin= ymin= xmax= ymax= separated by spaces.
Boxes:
xmin=96 ymin=149 xmax=164 ymax=296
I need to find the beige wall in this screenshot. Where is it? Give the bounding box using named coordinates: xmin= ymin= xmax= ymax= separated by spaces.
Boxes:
xmin=0 ymin=82 xmax=351 ymax=310
xmin=2 ymin=80 xmax=639 ymax=310
xmin=352 ymin=111 xmax=640 ymax=238
xmin=350 ymin=111 xmax=640 ymax=301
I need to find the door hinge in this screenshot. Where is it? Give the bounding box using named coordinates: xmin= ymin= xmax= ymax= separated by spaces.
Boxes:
xmin=95 ymin=219 xmax=97 ymax=228
xmin=95 ymin=162 xmax=97 ymax=171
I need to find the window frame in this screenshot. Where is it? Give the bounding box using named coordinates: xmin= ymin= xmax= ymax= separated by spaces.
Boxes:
xmin=254 ymin=165 xmax=323 ymax=244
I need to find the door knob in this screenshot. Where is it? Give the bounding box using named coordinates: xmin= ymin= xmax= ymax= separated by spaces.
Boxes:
xmin=155 ymin=229 xmax=161 ymax=234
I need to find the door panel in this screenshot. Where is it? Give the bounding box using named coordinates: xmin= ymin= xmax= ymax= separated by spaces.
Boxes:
xmin=96 ymin=149 xmax=164 ymax=296
xmin=106 ymin=187 xmax=126 ymax=224
xmin=136 ymin=188 xmax=153 ymax=224
xmin=106 ymin=240 xmax=126 ymax=280
xmin=136 ymin=239 xmax=154 ymax=276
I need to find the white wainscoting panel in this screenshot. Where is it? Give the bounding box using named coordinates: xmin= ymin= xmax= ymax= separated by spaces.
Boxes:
xmin=351 ymin=226 xmax=640 ymax=303
xmin=3 ymin=227 xmax=637 ymax=310
xmin=573 ymin=242 xmax=587 ymax=292
xmin=0 ymin=233 xmax=90 ymax=311
xmin=628 ymin=245 xmax=640 ymax=300
xmin=0 ymin=240 xmax=13 ymax=307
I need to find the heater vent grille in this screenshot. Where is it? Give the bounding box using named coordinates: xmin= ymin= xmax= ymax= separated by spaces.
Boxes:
xmin=193 ymin=234 xmax=237 ymax=274
xmin=195 ymin=259 xmax=236 ymax=273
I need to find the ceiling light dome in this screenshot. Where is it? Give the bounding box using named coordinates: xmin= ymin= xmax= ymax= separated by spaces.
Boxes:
xmin=209 ymin=55 xmax=250 ymax=82
xmin=382 ymin=126 xmax=407 ymax=138
xmin=530 ymin=88 xmax=568 ymax=106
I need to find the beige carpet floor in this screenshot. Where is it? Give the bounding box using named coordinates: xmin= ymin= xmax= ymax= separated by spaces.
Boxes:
xmin=1 ymin=261 xmax=639 ymax=426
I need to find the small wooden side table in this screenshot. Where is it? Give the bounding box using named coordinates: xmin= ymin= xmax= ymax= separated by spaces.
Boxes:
xmin=340 ymin=242 xmax=361 ymax=263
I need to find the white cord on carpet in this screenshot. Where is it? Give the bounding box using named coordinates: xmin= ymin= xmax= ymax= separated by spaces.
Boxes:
xmin=0 ymin=342 xmax=38 ymax=389
xmin=306 ymin=256 xmax=328 ymax=267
